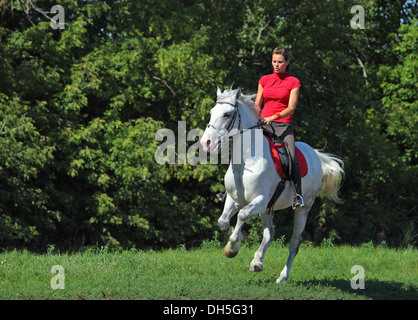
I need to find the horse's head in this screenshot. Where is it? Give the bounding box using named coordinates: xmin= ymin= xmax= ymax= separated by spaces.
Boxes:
xmin=200 ymin=88 xmax=242 ymax=153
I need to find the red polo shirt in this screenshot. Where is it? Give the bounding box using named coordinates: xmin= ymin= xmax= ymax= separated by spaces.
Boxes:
xmin=259 ymin=72 xmax=301 ymax=123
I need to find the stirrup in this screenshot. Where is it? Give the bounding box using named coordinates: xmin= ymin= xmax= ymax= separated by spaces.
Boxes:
xmin=216 ymin=191 xmax=227 ymax=202
xmin=292 ymin=194 xmax=305 ymax=209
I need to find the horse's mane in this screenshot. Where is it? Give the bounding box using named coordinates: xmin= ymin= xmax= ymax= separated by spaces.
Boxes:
xmin=218 ymin=88 xmax=260 ymax=119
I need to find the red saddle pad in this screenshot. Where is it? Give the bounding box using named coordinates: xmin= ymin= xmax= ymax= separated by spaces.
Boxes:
xmin=266 ymin=136 xmax=308 ymax=179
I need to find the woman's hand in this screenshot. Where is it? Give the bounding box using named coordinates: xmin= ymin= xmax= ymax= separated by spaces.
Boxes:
xmin=262 ymin=114 xmax=280 ymax=125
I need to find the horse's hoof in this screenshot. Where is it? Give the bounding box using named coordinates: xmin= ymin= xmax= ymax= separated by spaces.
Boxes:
xmin=223 ymin=243 xmax=239 ymax=258
xmin=276 ymin=276 xmax=288 ymax=283
xmin=249 ymin=264 xmax=263 ymax=272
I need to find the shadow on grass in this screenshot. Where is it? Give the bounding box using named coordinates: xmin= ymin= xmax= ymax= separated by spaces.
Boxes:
xmin=296 ymin=279 xmax=418 ymax=300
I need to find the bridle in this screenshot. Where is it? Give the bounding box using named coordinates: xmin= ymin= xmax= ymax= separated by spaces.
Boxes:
xmin=207 ymin=100 xmax=263 ymax=137
xmin=206 ymin=100 xmax=241 ymax=134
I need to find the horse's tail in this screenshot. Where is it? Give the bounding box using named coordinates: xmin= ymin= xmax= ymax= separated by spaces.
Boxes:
xmin=315 ymin=149 xmax=345 ymax=203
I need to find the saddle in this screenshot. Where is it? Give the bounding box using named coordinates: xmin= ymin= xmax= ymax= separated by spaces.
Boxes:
xmin=265 ymin=134 xmax=308 ymax=180
xmin=263 ymin=131 xmax=308 ymax=211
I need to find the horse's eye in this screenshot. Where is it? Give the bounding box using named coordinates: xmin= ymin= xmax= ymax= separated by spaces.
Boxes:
xmin=223 ymin=112 xmax=231 ymax=118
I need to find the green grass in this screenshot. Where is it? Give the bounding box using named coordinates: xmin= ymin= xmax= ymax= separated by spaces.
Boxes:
xmin=0 ymin=243 xmax=417 ymax=300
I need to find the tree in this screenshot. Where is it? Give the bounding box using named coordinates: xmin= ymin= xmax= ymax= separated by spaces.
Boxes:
xmin=0 ymin=94 xmax=56 ymax=246
xmin=377 ymin=21 xmax=417 ymax=164
xmin=0 ymin=0 xmax=416 ymax=249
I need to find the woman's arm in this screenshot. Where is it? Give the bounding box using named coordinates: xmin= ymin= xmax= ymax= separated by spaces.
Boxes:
xmin=254 ymin=83 xmax=264 ymax=112
xmin=280 ymin=86 xmax=300 ymax=118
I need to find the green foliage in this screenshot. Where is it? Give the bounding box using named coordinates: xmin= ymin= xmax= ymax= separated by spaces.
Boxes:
xmin=0 ymin=94 xmax=56 ymax=246
xmin=376 ymin=21 xmax=417 ymax=163
xmin=0 ymin=0 xmax=416 ymax=249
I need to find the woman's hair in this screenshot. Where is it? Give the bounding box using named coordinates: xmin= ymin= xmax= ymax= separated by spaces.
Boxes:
xmin=272 ymin=47 xmax=290 ymax=72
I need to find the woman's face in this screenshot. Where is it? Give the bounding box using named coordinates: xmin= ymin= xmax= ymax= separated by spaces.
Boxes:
xmin=272 ymin=54 xmax=289 ymax=73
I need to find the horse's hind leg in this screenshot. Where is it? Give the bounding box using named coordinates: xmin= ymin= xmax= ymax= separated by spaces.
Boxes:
xmin=276 ymin=197 xmax=313 ymax=283
xmin=249 ymin=210 xmax=274 ymax=272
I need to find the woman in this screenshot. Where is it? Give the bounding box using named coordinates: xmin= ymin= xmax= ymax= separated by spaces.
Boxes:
xmin=254 ymin=47 xmax=304 ymax=209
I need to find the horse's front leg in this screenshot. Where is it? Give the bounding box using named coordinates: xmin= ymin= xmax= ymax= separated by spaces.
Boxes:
xmin=217 ymin=195 xmax=241 ymax=258
xmin=217 ymin=194 xmax=240 ymax=232
xmin=225 ymin=195 xmax=267 ymax=258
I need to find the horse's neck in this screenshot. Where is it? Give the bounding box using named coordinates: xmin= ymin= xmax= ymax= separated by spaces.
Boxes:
xmin=229 ymin=102 xmax=263 ymax=168
xmin=238 ymin=102 xmax=259 ymax=129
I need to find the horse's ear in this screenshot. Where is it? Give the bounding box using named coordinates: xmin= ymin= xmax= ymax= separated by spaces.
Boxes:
xmin=217 ymin=87 xmax=222 ymax=97
xmin=236 ymin=87 xmax=241 ymax=99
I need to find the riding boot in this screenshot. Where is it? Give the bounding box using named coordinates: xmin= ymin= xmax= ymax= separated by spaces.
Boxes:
xmin=216 ymin=191 xmax=227 ymax=202
xmin=291 ymin=159 xmax=304 ymax=209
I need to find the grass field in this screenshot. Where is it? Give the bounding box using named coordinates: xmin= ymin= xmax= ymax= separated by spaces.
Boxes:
xmin=0 ymin=241 xmax=417 ymax=300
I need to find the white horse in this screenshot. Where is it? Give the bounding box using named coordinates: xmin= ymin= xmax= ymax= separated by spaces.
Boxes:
xmin=200 ymin=88 xmax=344 ymax=283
